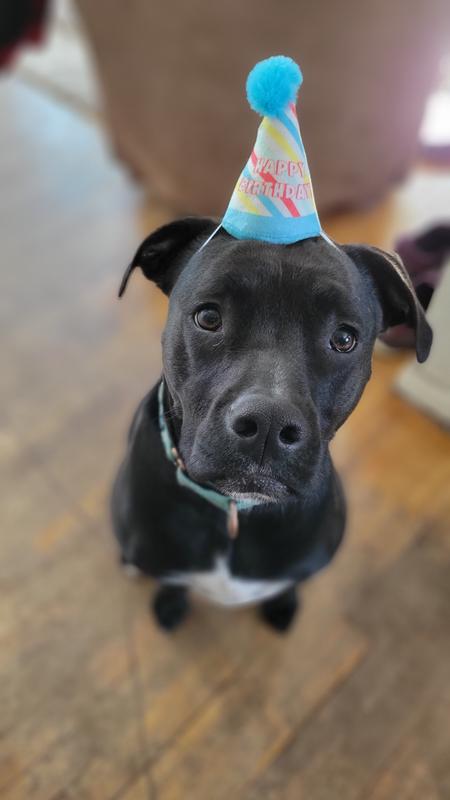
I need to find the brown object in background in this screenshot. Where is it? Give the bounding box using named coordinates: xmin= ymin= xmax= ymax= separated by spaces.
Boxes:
xmin=75 ymin=0 xmax=450 ymax=215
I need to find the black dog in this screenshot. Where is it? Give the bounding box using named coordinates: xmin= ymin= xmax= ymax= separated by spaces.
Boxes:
xmin=112 ymin=217 xmax=432 ymax=632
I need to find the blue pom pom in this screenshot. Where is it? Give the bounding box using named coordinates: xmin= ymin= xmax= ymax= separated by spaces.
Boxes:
xmin=246 ymin=55 xmax=303 ymax=118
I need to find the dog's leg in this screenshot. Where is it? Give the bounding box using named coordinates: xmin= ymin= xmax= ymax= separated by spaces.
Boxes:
xmin=152 ymin=584 xmax=190 ymax=631
xmin=259 ymin=586 xmax=300 ymax=632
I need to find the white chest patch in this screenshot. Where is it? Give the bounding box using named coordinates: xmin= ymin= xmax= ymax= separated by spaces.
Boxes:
xmin=164 ymin=556 xmax=292 ymax=607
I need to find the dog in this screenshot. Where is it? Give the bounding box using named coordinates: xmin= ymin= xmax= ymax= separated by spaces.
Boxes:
xmin=112 ymin=217 xmax=432 ymax=632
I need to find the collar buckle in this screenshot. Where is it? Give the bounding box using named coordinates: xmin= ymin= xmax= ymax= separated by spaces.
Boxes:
xmin=171 ymin=446 xmax=186 ymax=472
xmin=227 ymin=501 xmax=239 ymax=539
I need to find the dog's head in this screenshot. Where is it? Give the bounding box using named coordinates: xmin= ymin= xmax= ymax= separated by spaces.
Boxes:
xmin=120 ymin=217 xmax=432 ymax=503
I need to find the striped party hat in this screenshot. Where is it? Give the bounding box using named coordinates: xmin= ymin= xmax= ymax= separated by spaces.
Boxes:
xmin=222 ymin=56 xmax=322 ymax=245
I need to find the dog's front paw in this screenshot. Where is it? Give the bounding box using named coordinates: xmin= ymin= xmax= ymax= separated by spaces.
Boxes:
xmin=259 ymin=587 xmax=300 ymax=633
xmin=152 ymin=585 xmax=190 ymax=631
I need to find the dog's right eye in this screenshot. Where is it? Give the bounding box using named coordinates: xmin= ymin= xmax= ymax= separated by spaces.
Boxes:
xmin=194 ymin=306 xmax=222 ymax=332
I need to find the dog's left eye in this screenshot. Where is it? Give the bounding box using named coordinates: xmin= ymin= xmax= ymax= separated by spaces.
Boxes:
xmin=330 ymin=325 xmax=358 ymax=353
xmin=194 ymin=306 xmax=222 ymax=331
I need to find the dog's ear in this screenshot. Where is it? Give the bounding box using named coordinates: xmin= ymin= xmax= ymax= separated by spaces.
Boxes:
xmin=342 ymin=244 xmax=433 ymax=363
xmin=119 ymin=216 xmax=218 ymax=297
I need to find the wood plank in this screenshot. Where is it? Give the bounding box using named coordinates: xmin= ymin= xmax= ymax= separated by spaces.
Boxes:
xmin=244 ymin=532 xmax=450 ymax=800
xmin=0 ymin=530 xmax=146 ymax=796
xmin=148 ymin=609 xmax=366 ymax=800
xmin=367 ymin=687 xmax=450 ymax=799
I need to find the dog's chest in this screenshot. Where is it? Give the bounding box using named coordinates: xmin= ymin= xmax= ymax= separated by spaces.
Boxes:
xmin=165 ymin=556 xmax=291 ymax=607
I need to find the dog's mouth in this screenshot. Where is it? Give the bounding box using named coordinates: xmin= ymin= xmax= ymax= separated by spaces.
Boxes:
xmin=205 ymin=473 xmax=294 ymax=505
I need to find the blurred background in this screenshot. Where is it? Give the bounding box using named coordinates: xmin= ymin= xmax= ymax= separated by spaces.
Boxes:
xmin=2 ymin=2 xmax=450 ymax=798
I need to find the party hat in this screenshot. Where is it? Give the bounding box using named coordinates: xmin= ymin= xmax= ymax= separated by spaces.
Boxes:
xmin=222 ymin=55 xmax=322 ymax=245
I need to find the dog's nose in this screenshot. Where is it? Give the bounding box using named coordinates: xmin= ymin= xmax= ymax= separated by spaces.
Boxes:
xmin=227 ymin=395 xmax=302 ymax=458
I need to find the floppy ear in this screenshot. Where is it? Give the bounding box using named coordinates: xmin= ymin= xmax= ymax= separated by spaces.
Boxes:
xmin=342 ymin=244 xmax=433 ymax=363
xmin=118 ymin=216 xmax=219 ymax=297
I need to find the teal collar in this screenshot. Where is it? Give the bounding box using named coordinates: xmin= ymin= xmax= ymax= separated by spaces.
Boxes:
xmin=158 ymin=381 xmax=257 ymax=537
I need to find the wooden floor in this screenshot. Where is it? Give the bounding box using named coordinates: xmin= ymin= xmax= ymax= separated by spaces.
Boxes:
xmin=2 ymin=76 xmax=450 ymax=800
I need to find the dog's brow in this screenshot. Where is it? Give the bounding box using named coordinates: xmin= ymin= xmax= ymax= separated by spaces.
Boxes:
xmin=309 ymin=282 xmax=361 ymax=318
xmin=199 ymin=271 xmax=259 ymax=296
